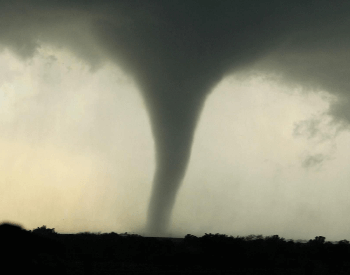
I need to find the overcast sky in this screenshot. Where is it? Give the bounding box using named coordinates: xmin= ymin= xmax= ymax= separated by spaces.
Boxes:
xmin=1 ymin=1 xmax=350 ymax=241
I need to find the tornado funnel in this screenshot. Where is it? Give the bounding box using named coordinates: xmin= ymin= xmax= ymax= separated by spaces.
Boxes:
xmin=92 ymin=1 xmax=293 ymax=236
xmin=142 ymin=76 xmax=221 ymax=235
xmin=93 ymin=14 xmax=228 ymax=235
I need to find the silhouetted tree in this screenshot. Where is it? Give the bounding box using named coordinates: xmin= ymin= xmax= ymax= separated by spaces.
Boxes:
xmin=32 ymin=225 xmax=57 ymax=235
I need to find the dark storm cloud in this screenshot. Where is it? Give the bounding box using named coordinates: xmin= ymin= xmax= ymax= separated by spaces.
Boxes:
xmin=2 ymin=0 xmax=350 ymax=235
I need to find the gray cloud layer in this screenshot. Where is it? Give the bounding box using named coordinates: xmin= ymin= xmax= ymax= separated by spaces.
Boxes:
xmin=1 ymin=0 xmax=350 ymax=235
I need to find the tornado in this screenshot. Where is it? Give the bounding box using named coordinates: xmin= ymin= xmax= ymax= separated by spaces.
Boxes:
xmin=92 ymin=1 xmax=289 ymax=235
xmin=141 ymin=73 xmax=224 ymax=235
xmin=95 ymin=18 xmax=226 ymax=234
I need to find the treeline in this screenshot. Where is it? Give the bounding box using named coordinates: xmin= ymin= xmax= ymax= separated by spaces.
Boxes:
xmin=35 ymin=228 xmax=350 ymax=274
xmin=182 ymin=233 xmax=350 ymax=273
xmin=2 ymin=223 xmax=350 ymax=274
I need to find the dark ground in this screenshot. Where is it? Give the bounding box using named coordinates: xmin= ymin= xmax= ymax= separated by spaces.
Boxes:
xmin=1 ymin=223 xmax=350 ymax=275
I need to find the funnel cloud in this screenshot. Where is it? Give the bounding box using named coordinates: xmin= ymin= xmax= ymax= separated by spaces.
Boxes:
xmin=1 ymin=1 xmax=350 ymax=236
